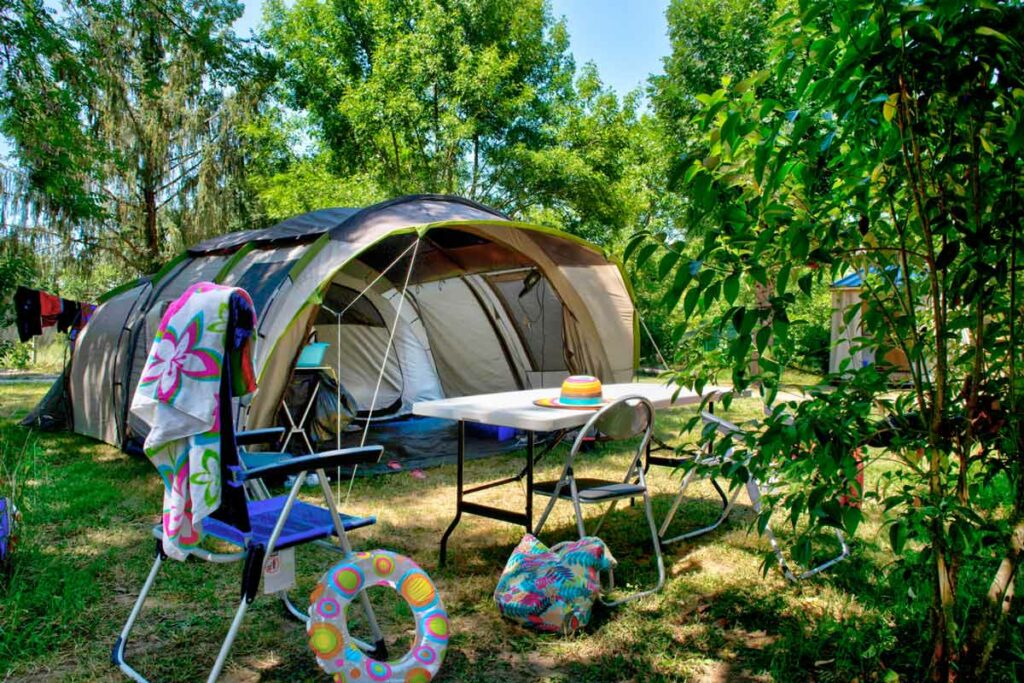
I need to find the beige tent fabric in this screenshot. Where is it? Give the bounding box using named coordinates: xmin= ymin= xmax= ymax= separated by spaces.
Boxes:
xmin=320 ymin=324 xmax=404 ymax=410
xmin=71 ymin=198 xmax=637 ymax=445
xmin=70 ymin=281 xmax=151 ymax=444
xmin=245 ymin=221 xmax=635 ymax=429
xmin=453 ymin=224 xmax=633 ymax=382
xmin=415 ymin=278 xmax=522 ymax=397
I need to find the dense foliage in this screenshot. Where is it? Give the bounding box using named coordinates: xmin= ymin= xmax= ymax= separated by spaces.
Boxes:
xmin=630 ymin=0 xmax=1024 ymax=678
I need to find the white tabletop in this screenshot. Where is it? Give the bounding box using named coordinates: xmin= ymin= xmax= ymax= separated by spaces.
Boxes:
xmin=411 ymin=382 xmax=730 ymax=432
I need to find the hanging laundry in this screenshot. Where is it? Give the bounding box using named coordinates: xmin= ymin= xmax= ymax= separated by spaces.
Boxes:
xmin=14 ymin=287 xmax=41 ymax=343
xmin=56 ymin=299 xmax=81 ymax=334
xmin=11 ymin=287 xmax=95 ymax=342
xmin=39 ymin=291 xmax=61 ymax=328
xmin=69 ymin=303 xmax=96 ymax=342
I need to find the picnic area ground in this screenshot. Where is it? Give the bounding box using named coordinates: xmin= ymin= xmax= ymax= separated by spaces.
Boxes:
xmin=2 ymin=379 xmax=906 ymax=682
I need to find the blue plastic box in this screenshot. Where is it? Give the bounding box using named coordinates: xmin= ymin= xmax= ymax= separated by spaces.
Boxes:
xmin=466 ymin=422 xmax=517 ymax=441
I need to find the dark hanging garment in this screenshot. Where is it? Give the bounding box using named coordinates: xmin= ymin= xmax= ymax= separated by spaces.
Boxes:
xmin=56 ymin=299 xmax=80 ymax=333
xmin=14 ymin=286 xmax=41 ymax=343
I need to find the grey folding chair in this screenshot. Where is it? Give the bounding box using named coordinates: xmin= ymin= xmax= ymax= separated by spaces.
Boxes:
xmin=533 ymin=396 xmax=665 ymax=605
xmin=660 ymin=411 xmax=850 ymax=582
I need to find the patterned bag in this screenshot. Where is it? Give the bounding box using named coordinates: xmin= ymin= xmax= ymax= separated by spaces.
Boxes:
xmin=494 ymin=534 xmax=614 ymax=634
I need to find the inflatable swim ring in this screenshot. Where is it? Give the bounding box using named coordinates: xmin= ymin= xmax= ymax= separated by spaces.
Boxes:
xmin=308 ymin=550 xmax=449 ymax=682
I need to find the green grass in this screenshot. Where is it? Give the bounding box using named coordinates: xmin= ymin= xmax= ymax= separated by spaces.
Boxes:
xmin=0 ymin=382 xmax=963 ymax=681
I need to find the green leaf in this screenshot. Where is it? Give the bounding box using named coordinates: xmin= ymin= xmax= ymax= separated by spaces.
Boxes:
xmin=683 ymin=287 xmax=702 ymax=318
xmin=935 ymin=242 xmax=960 ymax=270
xmin=798 ymin=272 xmax=813 ymax=296
xmin=889 ymin=521 xmax=908 ymax=555
xmin=883 ymin=93 xmax=899 ymax=123
xmin=635 ymin=242 xmax=659 ymax=269
xmin=776 ymin=263 xmax=791 ymax=295
xmin=791 ymin=236 xmax=809 ymax=262
xmin=662 ymin=261 xmax=693 ymax=310
xmin=756 ymin=325 xmax=772 ymax=354
xmin=976 ymin=26 xmax=1021 ymax=49
xmin=658 ymin=250 xmax=681 ymax=279
xmin=723 ymin=273 xmax=741 ymax=305
xmin=623 ymin=232 xmax=650 ymax=263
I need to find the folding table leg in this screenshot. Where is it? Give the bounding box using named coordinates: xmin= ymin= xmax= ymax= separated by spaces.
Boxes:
xmin=525 ymin=430 xmax=534 ymax=534
xmin=438 ymin=420 xmax=466 ymax=568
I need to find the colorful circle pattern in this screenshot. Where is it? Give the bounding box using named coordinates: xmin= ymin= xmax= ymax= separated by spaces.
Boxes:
xmin=308 ymin=550 xmax=448 ymax=682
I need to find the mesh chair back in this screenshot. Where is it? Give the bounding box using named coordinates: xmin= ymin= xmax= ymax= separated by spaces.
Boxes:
xmin=569 ymin=395 xmax=655 ymax=458
xmin=594 ymin=397 xmax=654 ymax=441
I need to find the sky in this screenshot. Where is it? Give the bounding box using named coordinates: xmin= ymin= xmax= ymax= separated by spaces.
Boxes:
xmin=235 ymin=0 xmax=672 ymax=97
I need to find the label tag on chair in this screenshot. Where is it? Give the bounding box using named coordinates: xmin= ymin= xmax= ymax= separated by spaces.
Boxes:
xmin=263 ymin=548 xmax=296 ymax=594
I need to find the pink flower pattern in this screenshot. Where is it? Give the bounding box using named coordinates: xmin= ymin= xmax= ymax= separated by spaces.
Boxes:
xmin=140 ymin=313 xmax=221 ymax=404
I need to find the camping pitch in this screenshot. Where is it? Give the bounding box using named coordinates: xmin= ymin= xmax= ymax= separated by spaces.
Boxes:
xmin=57 ymin=195 xmax=637 ymax=466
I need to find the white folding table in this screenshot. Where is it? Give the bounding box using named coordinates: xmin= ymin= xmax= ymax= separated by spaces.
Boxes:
xmin=412 ymin=382 xmax=729 ymax=566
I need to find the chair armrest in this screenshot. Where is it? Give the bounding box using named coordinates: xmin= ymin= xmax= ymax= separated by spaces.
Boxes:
xmin=236 ymin=427 xmax=286 ymax=448
xmin=235 ymin=446 xmax=384 ymax=482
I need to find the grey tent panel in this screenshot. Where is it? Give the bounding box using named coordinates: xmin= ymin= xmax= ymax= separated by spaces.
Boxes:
xmin=187 ymin=208 xmax=360 ymax=255
xmin=186 ymin=195 xmax=507 ymax=256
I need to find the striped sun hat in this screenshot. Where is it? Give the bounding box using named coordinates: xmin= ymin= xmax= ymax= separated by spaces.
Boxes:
xmin=534 ymin=375 xmax=609 ymax=410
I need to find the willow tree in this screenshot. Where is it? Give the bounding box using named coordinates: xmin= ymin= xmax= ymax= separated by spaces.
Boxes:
xmin=1 ymin=0 xmax=266 ymax=274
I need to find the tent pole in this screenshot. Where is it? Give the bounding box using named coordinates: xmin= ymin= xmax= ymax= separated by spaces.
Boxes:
xmin=317 ymin=238 xmax=421 ymax=507
xmin=345 ymin=237 xmax=422 ymax=508
xmin=639 ymin=314 xmax=671 ymax=371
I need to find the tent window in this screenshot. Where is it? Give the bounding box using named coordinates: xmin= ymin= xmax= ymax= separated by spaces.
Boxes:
xmin=486 ymin=271 xmax=567 ymax=372
xmin=317 ymin=284 xmax=386 ymax=327
xmin=234 ymin=259 xmax=297 ymax=315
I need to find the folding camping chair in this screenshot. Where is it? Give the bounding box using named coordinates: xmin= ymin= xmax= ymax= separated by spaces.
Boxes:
xmin=533 ymin=396 xmax=665 ymax=605
xmin=113 ymin=366 xmax=387 ymax=683
xmin=657 ymin=411 xmax=850 ymax=582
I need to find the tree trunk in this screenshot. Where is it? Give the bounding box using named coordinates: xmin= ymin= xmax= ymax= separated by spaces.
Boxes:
xmin=143 ymin=184 xmax=159 ymax=273
xmin=960 ymin=507 xmax=1024 ymax=677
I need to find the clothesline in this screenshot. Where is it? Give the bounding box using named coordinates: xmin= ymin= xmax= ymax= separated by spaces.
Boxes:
xmin=12 ymin=286 xmax=95 ymax=343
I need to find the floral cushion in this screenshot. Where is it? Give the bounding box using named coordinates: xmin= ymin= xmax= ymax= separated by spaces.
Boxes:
xmin=494 ymin=534 xmax=614 ymax=634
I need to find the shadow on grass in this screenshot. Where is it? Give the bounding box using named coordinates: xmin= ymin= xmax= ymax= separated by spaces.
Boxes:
xmin=0 ymin=385 xmax=964 ymax=682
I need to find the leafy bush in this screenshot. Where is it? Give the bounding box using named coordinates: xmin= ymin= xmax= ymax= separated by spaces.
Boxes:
xmin=630 ymin=1 xmax=1024 ymax=679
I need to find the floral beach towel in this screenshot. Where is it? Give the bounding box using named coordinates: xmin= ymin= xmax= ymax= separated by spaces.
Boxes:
xmin=129 ymin=283 xmax=257 ymax=560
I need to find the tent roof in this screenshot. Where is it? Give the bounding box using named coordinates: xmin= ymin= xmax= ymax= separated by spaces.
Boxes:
xmin=188 ymin=195 xmax=509 ymax=256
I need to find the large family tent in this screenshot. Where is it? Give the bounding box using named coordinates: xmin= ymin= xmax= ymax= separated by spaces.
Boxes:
xmin=64 ymin=195 xmax=637 ymax=465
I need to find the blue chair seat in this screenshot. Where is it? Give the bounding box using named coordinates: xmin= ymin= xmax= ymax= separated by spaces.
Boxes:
xmin=203 ymin=496 xmax=376 ymax=550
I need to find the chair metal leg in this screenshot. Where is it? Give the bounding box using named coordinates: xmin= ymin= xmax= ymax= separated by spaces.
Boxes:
xmin=747 ymin=478 xmax=850 ymax=582
xmin=317 ymin=468 xmax=386 ymax=659
xmin=207 ymin=598 xmax=251 ymax=683
xmin=112 ymin=548 xmax=164 ymax=683
xmin=569 ymin=476 xmax=587 ymax=539
xmin=658 ymin=459 xmax=742 ymax=544
xmin=601 ymin=489 xmax=666 ymax=607
xmin=533 ymin=473 xmax=570 ymax=538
